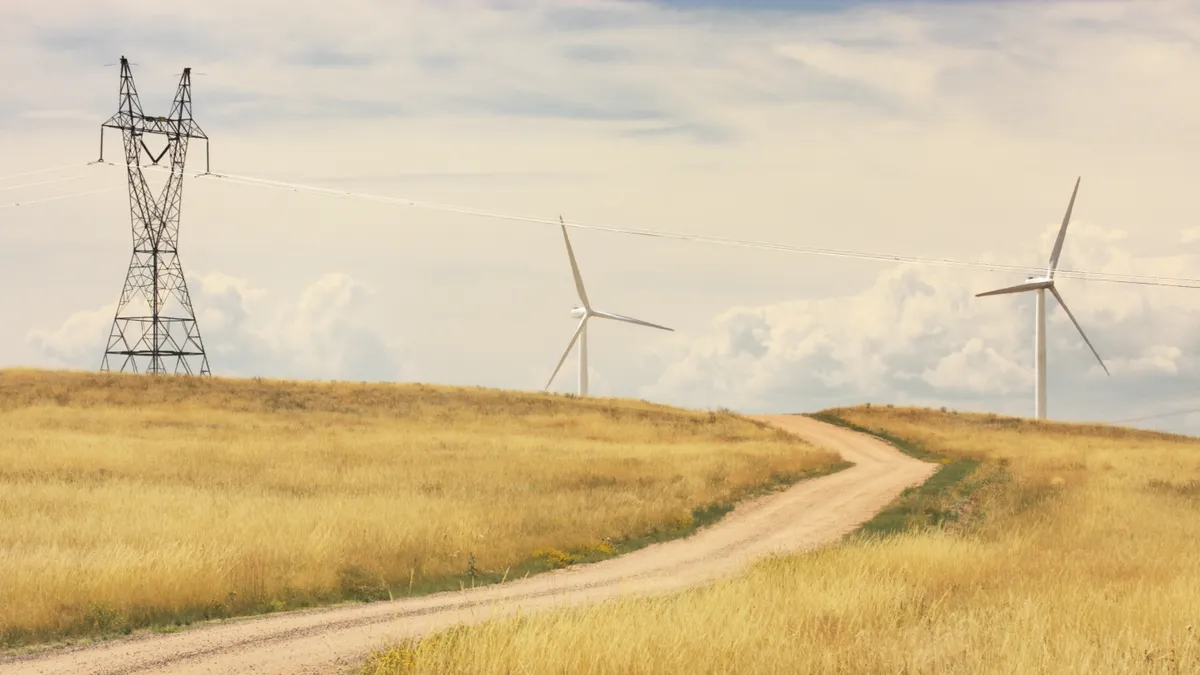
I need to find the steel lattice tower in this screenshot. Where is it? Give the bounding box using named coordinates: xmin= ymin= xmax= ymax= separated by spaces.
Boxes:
xmin=96 ymin=56 xmax=211 ymax=376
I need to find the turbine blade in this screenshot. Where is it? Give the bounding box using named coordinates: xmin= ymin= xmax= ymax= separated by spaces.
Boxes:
xmin=975 ymin=279 xmax=1050 ymax=297
xmin=591 ymin=309 xmax=674 ymax=331
xmin=560 ymin=216 xmax=590 ymax=309
xmin=1048 ymin=176 xmax=1081 ymax=277
xmin=545 ymin=316 xmax=589 ymax=390
xmin=1049 ymin=285 xmax=1109 ymax=375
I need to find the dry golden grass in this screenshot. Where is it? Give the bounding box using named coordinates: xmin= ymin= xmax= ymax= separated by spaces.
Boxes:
xmin=0 ymin=368 xmax=839 ymax=648
xmin=364 ymin=406 xmax=1200 ymax=675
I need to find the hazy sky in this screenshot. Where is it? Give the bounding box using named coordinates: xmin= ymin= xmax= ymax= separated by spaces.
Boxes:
xmin=3 ymin=0 xmax=1200 ymax=433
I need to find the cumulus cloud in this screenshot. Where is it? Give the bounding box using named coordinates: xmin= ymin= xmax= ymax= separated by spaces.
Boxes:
xmin=28 ymin=271 xmax=408 ymax=382
xmin=923 ymin=338 xmax=1029 ymax=395
xmin=1107 ymin=345 xmax=1184 ymax=377
xmin=642 ymin=263 xmax=1026 ymax=412
xmin=641 ymin=220 xmax=1200 ymax=430
xmin=26 ymin=304 xmax=115 ymax=368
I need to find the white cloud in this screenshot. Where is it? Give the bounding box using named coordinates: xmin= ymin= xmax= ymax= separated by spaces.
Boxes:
xmin=772 ymin=37 xmax=974 ymax=106
xmin=26 ymin=304 xmax=114 ymax=368
xmin=922 ymin=338 xmax=1029 ymax=395
xmin=640 ymin=220 xmax=1200 ymax=429
xmin=27 ymin=271 xmax=408 ymax=382
xmin=1107 ymin=345 xmax=1184 ymax=376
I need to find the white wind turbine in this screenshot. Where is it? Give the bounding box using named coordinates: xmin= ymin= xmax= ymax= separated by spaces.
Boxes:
xmin=545 ymin=217 xmax=673 ymax=397
xmin=975 ymin=177 xmax=1109 ymax=419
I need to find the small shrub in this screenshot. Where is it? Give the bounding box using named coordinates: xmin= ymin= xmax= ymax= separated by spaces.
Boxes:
xmin=532 ymin=548 xmax=576 ymax=569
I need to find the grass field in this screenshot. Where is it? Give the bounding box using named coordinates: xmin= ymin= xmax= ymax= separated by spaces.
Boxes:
xmin=0 ymin=368 xmax=842 ymax=649
xmin=362 ymin=406 xmax=1200 ymax=674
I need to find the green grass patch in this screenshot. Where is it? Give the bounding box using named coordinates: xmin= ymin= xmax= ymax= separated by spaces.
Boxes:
xmin=805 ymin=411 xmax=991 ymax=538
xmin=855 ymin=456 xmax=983 ymax=537
xmin=806 ymin=411 xmax=940 ymax=461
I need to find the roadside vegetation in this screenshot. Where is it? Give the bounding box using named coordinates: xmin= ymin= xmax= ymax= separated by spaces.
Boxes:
xmin=362 ymin=405 xmax=1200 ymax=674
xmin=0 ymin=368 xmax=841 ymax=649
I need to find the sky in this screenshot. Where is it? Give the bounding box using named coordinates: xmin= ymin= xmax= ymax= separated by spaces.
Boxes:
xmin=3 ymin=0 xmax=1200 ymax=433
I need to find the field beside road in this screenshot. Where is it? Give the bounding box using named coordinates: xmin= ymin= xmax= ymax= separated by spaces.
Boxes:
xmin=0 ymin=368 xmax=840 ymax=649
xmin=362 ymin=406 xmax=1200 ymax=675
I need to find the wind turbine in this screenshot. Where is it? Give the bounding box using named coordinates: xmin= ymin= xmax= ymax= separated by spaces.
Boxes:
xmin=545 ymin=216 xmax=673 ymax=397
xmin=975 ymin=177 xmax=1109 ymax=420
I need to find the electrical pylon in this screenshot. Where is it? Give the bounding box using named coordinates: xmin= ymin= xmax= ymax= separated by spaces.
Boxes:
xmin=95 ymin=56 xmax=212 ymax=376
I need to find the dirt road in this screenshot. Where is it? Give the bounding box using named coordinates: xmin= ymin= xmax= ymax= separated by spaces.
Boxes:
xmin=0 ymin=414 xmax=936 ymax=675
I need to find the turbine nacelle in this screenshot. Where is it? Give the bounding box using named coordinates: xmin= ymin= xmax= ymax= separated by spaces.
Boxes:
xmin=570 ymin=306 xmax=587 ymax=319
xmin=977 ymin=276 xmax=1053 ymax=297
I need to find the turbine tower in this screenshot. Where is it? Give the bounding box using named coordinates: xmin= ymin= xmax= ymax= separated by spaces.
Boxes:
xmin=95 ymin=56 xmax=212 ymax=376
xmin=545 ymin=217 xmax=673 ymax=397
xmin=975 ymin=177 xmax=1108 ymax=419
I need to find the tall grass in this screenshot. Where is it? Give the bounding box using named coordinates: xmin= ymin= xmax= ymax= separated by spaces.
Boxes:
xmin=363 ymin=406 xmax=1200 ymax=674
xmin=0 ymin=368 xmax=838 ymax=648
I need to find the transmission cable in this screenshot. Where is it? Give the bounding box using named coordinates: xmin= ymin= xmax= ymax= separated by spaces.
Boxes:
xmin=1108 ymin=407 xmax=1200 ymax=424
xmin=0 ymin=187 xmax=115 ymax=210
xmin=0 ymin=175 xmax=84 ymax=192
xmin=182 ymin=168 xmax=1200 ymax=290
xmin=97 ymin=161 xmax=1200 ymax=290
xmin=0 ymin=162 xmax=92 ymax=183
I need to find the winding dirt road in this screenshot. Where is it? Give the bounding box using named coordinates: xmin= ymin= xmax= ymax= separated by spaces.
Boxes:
xmin=0 ymin=414 xmax=936 ymax=675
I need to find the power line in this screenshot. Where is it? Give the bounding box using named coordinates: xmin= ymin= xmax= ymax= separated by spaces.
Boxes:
xmin=0 ymin=161 xmax=1190 ymax=288
xmin=57 ymin=160 xmax=1200 ymax=290
xmin=0 ymin=187 xmax=115 ymax=210
xmin=0 ymin=174 xmax=84 ymax=192
xmin=201 ymin=171 xmax=1199 ymax=288
xmin=0 ymin=162 xmax=91 ymax=183
xmin=189 ymin=168 xmax=1200 ymax=290
xmin=1109 ymin=407 xmax=1200 ymax=424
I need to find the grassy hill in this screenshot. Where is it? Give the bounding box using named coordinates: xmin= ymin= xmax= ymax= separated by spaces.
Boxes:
xmin=0 ymin=368 xmax=841 ymax=649
xmin=362 ymin=406 xmax=1200 ymax=674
